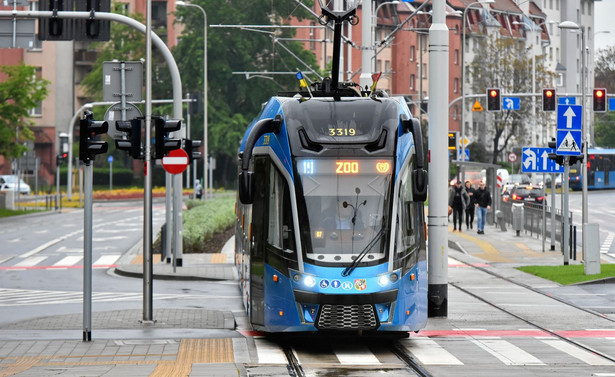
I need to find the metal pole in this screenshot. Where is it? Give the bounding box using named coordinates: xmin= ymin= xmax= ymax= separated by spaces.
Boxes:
xmin=359 ymin=0 xmax=372 ymax=88
xmin=143 ymin=0 xmax=154 ymax=323
xmin=580 ymin=26 xmax=588 ymax=233
xmin=563 ymin=158 xmax=570 ymax=265
xmin=550 ymin=172 xmax=556 ymax=250
xmin=83 ymin=161 xmax=93 ymax=341
xmin=427 ymin=0 xmax=449 ymax=318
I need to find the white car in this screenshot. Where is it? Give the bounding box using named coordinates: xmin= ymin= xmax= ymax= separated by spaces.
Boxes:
xmin=0 ymin=175 xmax=31 ymax=195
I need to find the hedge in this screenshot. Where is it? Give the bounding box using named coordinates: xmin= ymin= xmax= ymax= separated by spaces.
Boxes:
xmin=182 ymin=195 xmax=236 ymax=253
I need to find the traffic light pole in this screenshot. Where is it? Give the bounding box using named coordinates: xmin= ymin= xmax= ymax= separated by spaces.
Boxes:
xmin=563 ymin=158 xmax=570 ymax=265
xmin=83 ymin=160 xmax=93 ymax=341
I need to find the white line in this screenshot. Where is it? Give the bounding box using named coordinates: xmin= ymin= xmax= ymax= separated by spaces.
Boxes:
xmin=401 ymin=338 xmax=463 ymax=365
xmin=93 ymin=255 xmax=120 ymax=266
xmin=254 ymin=339 xmax=287 ymax=364
xmin=53 ymin=256 xmax=83 ymax=267
xmin=470 ymin=339 xmax=545 ymax=366
xmin=19 ymin=230 xmax=82 ymax=258
xmin=162 ymin=156 xmax=188 ymax=165
xmin=0 ymin=256 xmax=13 ymax=265
xmin=14 ymin=256 xmax=47 ymax=267
xmin=333 ymin=344 xmax=381 ymax=365
xmin=542 ymin=339 xmax=614 ymax=366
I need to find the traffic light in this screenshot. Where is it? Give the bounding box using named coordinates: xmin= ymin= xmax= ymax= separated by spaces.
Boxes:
xmin=542 ymin=88 xmax=556 ymax=111
xmin=184 ymin=139 xmax=202 ymax=163
xmin=56 ymin=132 xmax=69 ymax=165
xmin=75 ymin=0 xmax=111 ymax=41
xmin=79 ymin=110 xmax=108 ymax=163
xmin=38 ymin=0 xmax=74 ymax=41
xmin=190 ymin=93 xmax=202 ymax=115
xmin=115 ymin=119 xmax=142 ymax=159
xmin=486 ymin=88 xmax=501 ymax=111
xmin=154 ymin=116 xmax=182 ymax=159
xmin=593 ymin=88 xmax=607 ymax=112
xmin=547 ymin=138 xmax=564 ymax=165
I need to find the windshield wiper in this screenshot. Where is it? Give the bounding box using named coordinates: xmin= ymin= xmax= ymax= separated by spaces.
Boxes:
xmin=341 ymin=228 xmax=386 ymax=277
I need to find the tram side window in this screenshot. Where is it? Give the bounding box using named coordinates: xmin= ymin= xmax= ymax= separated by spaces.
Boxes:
xmin=267 ymin=163 xmax=296 ymax=253
xmin=396 ymin=166 xmax=417 ymax=261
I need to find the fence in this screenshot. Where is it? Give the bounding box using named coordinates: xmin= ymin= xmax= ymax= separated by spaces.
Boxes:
xmin=499 ymin=200 xmax=573 ymax=251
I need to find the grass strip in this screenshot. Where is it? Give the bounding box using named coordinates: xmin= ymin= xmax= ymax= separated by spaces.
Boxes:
xmin=516 ymin=264 xmax=615 ymax=285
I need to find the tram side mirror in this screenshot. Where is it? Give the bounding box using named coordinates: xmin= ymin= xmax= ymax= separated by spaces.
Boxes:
xmin=412 ymin=169 xmax=427 ymax=202
xmin=239 ymin=171 xmax=255 ymax=204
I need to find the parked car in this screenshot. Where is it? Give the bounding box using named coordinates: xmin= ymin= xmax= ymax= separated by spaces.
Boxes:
xmin=0 ymin=175 xmax=31 ymax=195
xmin=503 ymin=173 xmax=531 ymax=191
xmin=509 ymin=185 xmax=545 ymax=204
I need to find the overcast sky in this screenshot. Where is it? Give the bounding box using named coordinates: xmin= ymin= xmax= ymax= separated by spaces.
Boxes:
xmin=594 ymin=1 xmax=614 ymax=51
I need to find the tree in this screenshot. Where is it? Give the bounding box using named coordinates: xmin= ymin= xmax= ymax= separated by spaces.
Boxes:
xmin=594 ymin=46 xmax=615 ymax=90
xmin=468 ymin=33 xmax=555 ymax=164
xmin=174 ymin=0 xmax=320 ymax=188
xmin=0 ymin=64 xmax=49 ymax=159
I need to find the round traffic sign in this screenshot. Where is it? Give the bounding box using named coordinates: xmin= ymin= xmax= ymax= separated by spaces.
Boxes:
xmin=162 ymin=148 xmax=189 ymax=175
xmin=508 ymin=152 xmax=517 ymax=163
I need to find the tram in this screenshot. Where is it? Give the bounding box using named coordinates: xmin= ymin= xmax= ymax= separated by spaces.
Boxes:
xmin=234 ymin=2 xmax=428 ymax=333
xmin=569 ymin=148 xmax=615 ymax=190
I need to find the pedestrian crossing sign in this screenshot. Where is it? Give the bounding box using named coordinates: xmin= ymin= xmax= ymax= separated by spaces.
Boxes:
xmin=556 ymin=130 xmax=581 ymax=156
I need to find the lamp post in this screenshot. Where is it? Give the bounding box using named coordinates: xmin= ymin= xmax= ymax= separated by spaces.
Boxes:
xmin=461 ymin=0 xmax=494 ymax=165
xmin=177 ymin=1 xmax=208 ymax=199
xmin=558 ymin=20 xmax=588 ymax=235
xmin=372 ymin=0 xmax=400 ymax=72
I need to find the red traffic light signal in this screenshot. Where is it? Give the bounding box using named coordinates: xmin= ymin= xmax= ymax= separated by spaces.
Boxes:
xmin=593 ymin=88 xmax=607 ymax=112
xmin=542 ymin=88 xmax=556 ymax=111
xmin=487 ymin=88 xmax=501 ymax=111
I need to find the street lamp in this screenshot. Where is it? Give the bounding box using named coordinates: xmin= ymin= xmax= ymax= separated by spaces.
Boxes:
xmin=460 ymin=0 xmax=493 ymax=166
xmin=372 ymin=0 xmax=400 ymax=72
xmin=558 ymin=20 xmax=588 ymax=243
xmin=177 ymin=1 xmax=209 ymax=199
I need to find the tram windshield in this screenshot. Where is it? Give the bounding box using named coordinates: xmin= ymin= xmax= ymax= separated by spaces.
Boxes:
xmin=296 ymin=157 xmax=392 ymax=265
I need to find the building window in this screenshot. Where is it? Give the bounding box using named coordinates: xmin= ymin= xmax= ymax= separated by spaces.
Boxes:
xmin=310 ymin=22 xmax=316 ymax=50
xmin=454 ymin=78 xmax=459 ymax=93
xmin=556 ymin=73 xmax=563 ymax=87
xmin=29 ymin=67 xmax=43 ymax=117
xmin=385 ymin=60 xmax=391 ymax=73
xmin=410 ymin=74 xmax=415 ymax=90
xmin=454 ymin=49 xmax=459 ymax=65
xmin=376 ymin=59 xmax=382 ymax=73
xmin=410 ymin=45 xmax=415 ymax=62
xmin=422 ymin=63 xmax=427 ymax=78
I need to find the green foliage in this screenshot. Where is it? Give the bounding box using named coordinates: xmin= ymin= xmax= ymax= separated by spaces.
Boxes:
xmin=594 ymin=46 xmax=615 ymax=90
xmin=468 ymin=35 xmax=556 ymax=164
xmin=173 ymin=0 xmax=319 ymax=187
xmin=517 ymin=264 xmax=615 ymax=285
xmin=594 ymin=112 xmax=615 ymax=148
xmin=182 ymin=195 xmax=236 ymax=253
xmin=0 ymin=64 xmax=50 ymax=159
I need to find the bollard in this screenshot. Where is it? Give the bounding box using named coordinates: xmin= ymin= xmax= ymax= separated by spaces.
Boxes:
xmin=495 ymin=210 xmax=507 ymax=231
xmin=512 ymin=203 xmax=524 ymax=236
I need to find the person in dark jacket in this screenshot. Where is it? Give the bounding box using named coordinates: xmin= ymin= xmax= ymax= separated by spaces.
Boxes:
xmin=464 ymin=181 xmax=476 ymax=230
xmin=474 ymin=182 xmax=492 ymax=234
xmin=448 ymin=181 xmax=470 ymax=232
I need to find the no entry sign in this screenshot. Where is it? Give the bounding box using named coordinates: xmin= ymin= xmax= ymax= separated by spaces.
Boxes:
xmin=162 ymin=148 xmax=189 ymax=175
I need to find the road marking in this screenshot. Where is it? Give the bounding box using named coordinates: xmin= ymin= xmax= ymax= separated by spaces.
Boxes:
xmin=401 ymin=338 xmax=463 ymax=365
xmin=53 ymin=256 xmax=83 ymax=267
xmin=601 ymin=232 xmax=614 ymax=254
xmin=19 ymin=230 xmax=81 ymax=258
xmin=0 ymin=256 xmax=13 ymax=264
xmin=14 ymin=256 xmax=47 ymax=267
xmin=93 ymin=255 xmax=120 ymax=266
xmin=470 ymin=339 xmax=545 ymax=365
xmin=541 ymin=339 xmax=615 ymax=365
xmin=254 ymin=339 xmax=287 ymax=364
xmin=333 ymin=344 xmax=381 ymax=365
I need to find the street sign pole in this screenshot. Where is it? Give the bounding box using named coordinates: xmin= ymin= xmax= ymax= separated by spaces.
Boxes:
xmin=83 ymin=161 xmax=92 ymax=341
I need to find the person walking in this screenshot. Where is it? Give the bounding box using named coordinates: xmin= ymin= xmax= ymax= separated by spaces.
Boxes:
xmin=475 ymin=181 xmax=492 ymax=234
xmin=464 ymin=181 xmax=476 ymax=230
xmin=448 ymin=180 xmax=470 ymax=232
xmin=194 ymin=180 xmax=203 ymax=200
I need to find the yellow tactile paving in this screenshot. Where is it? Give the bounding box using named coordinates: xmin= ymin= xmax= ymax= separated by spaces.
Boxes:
xmin=209 ymin=253 xmax=227 ymax=264
xmin=451 ymin=226 xmax=514 ymax=263
xmin=130 ymin=254 xmax=162 ymax=265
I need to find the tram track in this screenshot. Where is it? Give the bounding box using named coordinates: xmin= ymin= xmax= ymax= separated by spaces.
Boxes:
xmin=449 ymin=255 xmax=615 ymax=364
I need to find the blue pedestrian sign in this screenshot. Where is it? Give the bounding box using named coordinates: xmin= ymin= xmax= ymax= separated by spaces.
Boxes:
xmin=609 ymin=98 xmax=615 ymax=112
xmin=458 ymin=148 xmax=469 ymax=161
xmin=502 ymin=97 xmax=520 ymax=110
xmin=522 ymin=147 xmax=563 ymax=173
xmin=556 ymin=130 xmax=582 ymax=156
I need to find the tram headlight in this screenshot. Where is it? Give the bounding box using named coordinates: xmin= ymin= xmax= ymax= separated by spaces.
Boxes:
xmin=304 ymin=275 xmax=316 ymax=288
xmin=378 ymin=275 xmax=390 ymax=287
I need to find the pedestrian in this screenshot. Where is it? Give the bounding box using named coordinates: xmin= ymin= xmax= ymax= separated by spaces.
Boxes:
xmin=464 ymin=181 xmax=476 ymax=230
xmin=474 ymin=181 xmax=492 ymax=234
xmin=194 ymin=180 xmax=203 ymax=200
xmin=448 ymin=180 xmax=470 ymax=232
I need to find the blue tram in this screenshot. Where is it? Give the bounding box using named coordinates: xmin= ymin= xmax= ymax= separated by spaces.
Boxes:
xmin=569 ymin=148 xmax=615 ymax=190
xmin=234 ymin=2 xmax=428 ymax=334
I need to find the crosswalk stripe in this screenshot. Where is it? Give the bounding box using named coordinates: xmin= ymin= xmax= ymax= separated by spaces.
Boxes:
xmin=333 ymin=344 xmax=381 ymax=365
xmin=401 ymin=338 xmax=463 ymax=365
xmin=14 ymin=256 xmax=47 ymax=267
xmin=541 ymin=339 xmax=615 ymax=366
xmin=470 ymin=339 xmax=545 ymax=365
xmin=53 ymin=256 xmax=83 ymax=267
xmin=254 ymin=339 xmax=287 ymax=364
xmin=93 ymin=255 xmax=120 ymax=266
